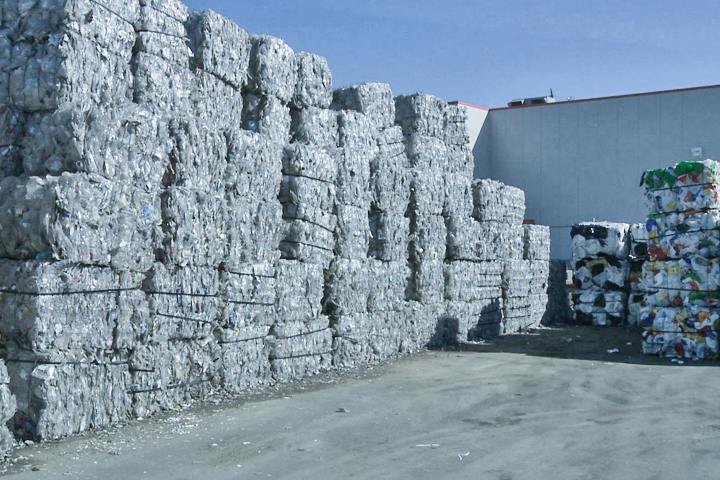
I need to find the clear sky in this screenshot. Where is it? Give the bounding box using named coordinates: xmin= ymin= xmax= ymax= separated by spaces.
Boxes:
xmin=182 ymin=0 xmax=720 ymax=108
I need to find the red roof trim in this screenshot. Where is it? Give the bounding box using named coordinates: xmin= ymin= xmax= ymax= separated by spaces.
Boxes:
xmin=448 ymin=100 xmax=490 ymax=111
xmin=489 ymin=84 xmax=720 ymax=111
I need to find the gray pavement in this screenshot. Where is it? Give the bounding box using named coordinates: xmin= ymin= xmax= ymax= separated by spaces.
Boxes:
xmin=4 ymin=326 xmax=720 ymax=480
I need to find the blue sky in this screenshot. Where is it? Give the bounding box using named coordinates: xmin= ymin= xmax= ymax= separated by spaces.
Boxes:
xmin=183 ymin=0 xmax=720 ymax=108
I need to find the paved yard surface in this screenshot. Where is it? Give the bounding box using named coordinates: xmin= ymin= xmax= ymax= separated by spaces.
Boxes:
xmin=4 ymin=326 xmax=719 ymax=480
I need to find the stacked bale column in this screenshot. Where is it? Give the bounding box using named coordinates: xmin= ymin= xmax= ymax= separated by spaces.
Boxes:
xmin=570 ymin=222 xmax=630 ymax=326
xmin=471 ymin=180 xmax=526 ymax=334
xmin=443 ymin=107 xmax=505 ymax=341
xmin=272 ymin=44 xmax=334 ymax=381
xmin=330 ymin=83 xmax=409 ymax=365
xmin=640 ymin=160 xmax=720 ymax=359
xmin=523 ymin=225 xmax=551 ymax=328
xmin=394 ymin=94 xmax=449 ymax=348
xmin=0 ymin=0 xmax=163 ymax=440
xmin=0 ymin=361 xmax=15 ymax=456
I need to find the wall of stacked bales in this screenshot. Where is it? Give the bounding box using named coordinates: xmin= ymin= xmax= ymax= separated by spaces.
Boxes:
xmin=0 ymin=0 xmax=550 ymax=447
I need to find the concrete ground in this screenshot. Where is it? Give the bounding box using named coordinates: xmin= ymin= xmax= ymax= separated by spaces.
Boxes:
xmin=4 ymin=326 xmax=720 ymax=480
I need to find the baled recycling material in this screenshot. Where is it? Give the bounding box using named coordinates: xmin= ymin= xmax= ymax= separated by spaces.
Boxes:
xmin=0 ymin=0 xmax=551 ymax=447
xmin=571 ymin=222 xmax=630 ymax=260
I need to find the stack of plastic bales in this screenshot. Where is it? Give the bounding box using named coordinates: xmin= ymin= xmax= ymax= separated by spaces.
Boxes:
xmin=270 ymin=44 xmax=336 ymax=381
xmin=0 ymin=0 xmax=165 ymax=440
xmin=522 ymin=225 xmax=551 ymax=327
xmin=640 ymin=160 xmax=720 ymax=359
xmin=571 ymin=222 xmax=630 ymax=326
xmin=394 ymin=93 xmax=450 ymax=346
xmin=0 ymin=360 xmax=16 ymax=456
xmin=469 ymin=180 xmax=526 ymax=333
xmin=441 ymin=107 xmax=505 ymax=342
xmin=628 ymin=223 xmax=649 ymax=326
xmin=330 ymin=83 xmax=408 ymax=365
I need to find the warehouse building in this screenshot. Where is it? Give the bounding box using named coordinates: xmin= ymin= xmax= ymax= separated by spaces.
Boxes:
xmin=457 ymin=84 xmax=720 ymax=258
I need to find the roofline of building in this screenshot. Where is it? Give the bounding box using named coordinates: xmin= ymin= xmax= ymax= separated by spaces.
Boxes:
xmin=448 ymin=100 xmax=490 ymax=111
xmin=489 ymin=83 xmax=720 ymax=112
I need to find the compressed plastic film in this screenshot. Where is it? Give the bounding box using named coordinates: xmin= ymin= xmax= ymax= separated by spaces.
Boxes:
xmin=367 ymin=260 xmax=409 ymax=312
xmin=282 ymin=143 xmax=337 ymax=183
xmin=369 ymin=212 xmax=409 ymax=262
xmin=0 ymin=360 xmax=16 ymax=457
xmin=409 ymin=214 xmax=446 ymax=263
xmin=290 ymin=107 xmax=339 ymax=148
xmin=224 ymin=129 xmax=282 ymax=203
xmin=274 ymin=260 xmax=324 ymax=322
xmin=444 ymin=104 xmax=470 ymax=147
xmin=241 ymin=93 xmax=291 ymax=145
xmin=323 ymin=258 xmax=370 ymax=316
xmin=408 ymin=260 xmax=444 ymax=305
xmin=642 ymin=257 xmax=720 ymax=308
xmin=224 ymin=198 xmax=284 ymax=268
xmin=293 ymin=52 xmax=332 ymax=109
xmin=187 ymin=9 xmax=250 ymax=89
xmin=523 ymin=224 xmax=550 ymax=261
xmin=167 ymin=116 xmax=228 ymax=189
xmin=409 ymin=168 xmax=445 ymax=216
xmin=132 ymin=52 xmax=193 ymax=113
xmin=333 ymin=83 xmax=395 ymax=129
xmin=247 ymin=34 xmax=297 ymax=104
xmin=394 ymin=92 xmax=448 ymax=138
xmin=573 ymin=290 xmax=628 ymax=326
xmin=444 ymin=261 xmax=503 ymax=302
xmin=215 ymin=324 xmax=271 ymax=392
xmin=472 ymin=179 xmax=526 ymax=225
xmin=629 ymin=222 xmax=649 ymax=259
xmin=334 ymin=204 xmax=370 ymax=260
xmin=443 ymin=173 xmax=473 ymax=218
xmin=336 ymin=147 xmax=372 ymax=208
xmin=191 ymin=69 xmax=243 ymax=130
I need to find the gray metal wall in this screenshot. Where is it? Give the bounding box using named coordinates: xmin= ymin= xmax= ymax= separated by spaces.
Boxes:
xmin=481 ymin=86 xmax=720 ymax=259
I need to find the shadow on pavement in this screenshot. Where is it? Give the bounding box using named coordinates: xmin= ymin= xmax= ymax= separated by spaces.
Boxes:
xmin=440 ymin=325 xmax=719 ymax=367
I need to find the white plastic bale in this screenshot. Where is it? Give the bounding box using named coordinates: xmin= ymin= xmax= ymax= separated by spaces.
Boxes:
xmin=9 ymin=32 xmax=134 ymax=112
xmin=167 ymin=116 xmax=228 ymax=189
xmin=331 ymin=312 xmax=391 ymax=367
xmin=0 ymin=33 xmax=11 ymax=105
xmin=337 ymin=110 xmax=378 ymax=152
xmin=471 ymin=179 xmax=526 ymax=226
xmin=292 ymin=52 xmax=332 ymax=109
xmin=409 ymin=168 xmax=445 ymax=216
xmin=289 ymin=107 xmax=338 ymax=148
xmin=0 ymin=360 xmax=16 ymax=457
xmin=221 ymin=264 xmax=276 ymax=304
xmin=323 ymin=258 xmax=370 ymax=317
xmin=443 ymin=297 xmax=504 ymax=342
xmin=191 ymin=69 xmax=243 ymax=131
xmin=215 ymin=324 xmax=271 ymax=392
xmin=367 ymin=260 xmax=410 ymax=313
xmin=336 ymin=146 xmax=372 ymax=208
xmin=409 ymin=214 xmax=446 ymax=263
xmin=283 ymin=218 xmax=335 ymax=251
xmin=279 ymin=174 xmax=336 ymax=213
xmin=160 ymin=187 xmax=228 ymax=268
xmin=368 ymin=212 xmax=409 ymax=262
xmin=186 ymin=9 xmax=249 ymax=89
xmin=374 ymin=125 xmax=405 ymax=160
xmin=405 ymin=134 xmax=448 ymax=171
xmin=282 ymin=143 xmax=337 ymax=182
xmin=334 ymin=204 xmax=370 ymax=260
xmin=443 ymin=104 xmax=470 ymax=147
xmin=274 ymin=260 xmax=324 ymax=322
xmin=0 ymin=260 xmax=146 ymax=355
xmin=446 ymin=144 xmax=474 ymax=178
xmin=132 ymin=52 xmax=192 ymax=113
xmin=21 ymin=104 xmax=172 ymax=191
xmin=270 ymin=353 xmax=332 ymax=383
xmin=394 ymin=93 xmax=447 ymax=139
xmin=221 ymin=300 xmax=275 ymax=331
xmin=224 ymin=198 xmax=283 ymax=268
xmin=444 ymin=261 xmax=503 ymax=302
xmin=0 ymin=146 xmax=23 ymax=180
xmin=408 ymin=260 xmax=444 ymax=305
xmin=267 ymin=319 xmax=333 ymax=359
xmin=135 ymin=32 xmax=190 ymax=66
xmin=138 ymin=0 xmax=188 ymax=23
xmin=0 ymin=104 xmax=25 ymax=146
xmin=3 ymin=0 xmax=138 ymax=57
xmin=224 ymin=129 xmax=281 ymax=203
xmin=247 ymin=34 xmax=297 ymax=104
xmin=283 ymin=202 xmax=337 ymax=232
xmin=241 ymin=93 xmax=291 ymax=145
xmin=129 ymin=338 xmax=215 ymax=418
xmin=0 ymin=173 xmax=161 ymax=271
xmin=7 ymin=360 xmax=130 ymax=440
xmin=523 ymin=224 xmax=550 ymax=261
xmin=443 ymin=173 xmax=473 ymax=218
xmin=332 ymin=83 xmax=395 ymax=129
xmin=370 ymin=154 xmax=411 ymax=214
xmin=447 ymin=219 xmax=523 ymax=262
xmin=136 ymin=5 xmax=186 ymax=37
xmin=280 ymin=239 xmax=334 ymax=267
